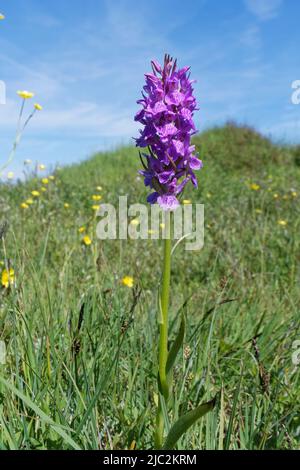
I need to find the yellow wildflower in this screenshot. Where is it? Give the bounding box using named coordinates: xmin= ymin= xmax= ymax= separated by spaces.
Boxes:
xmin=183 ymin=199 xmax=192 ymax=205
xmin=7 ymin=172 xmax=14 ymax=180
xmin=38 ymin=164 xmax=46 ymax=171
xmin=129 ymin=440 xmax=136 ymax=451
xmin=82 ymin=235 xmax=92 ymax=246
xmin=1 ymin=268 xmax=14 ymax=288
xmin=273 ymin=193 xmax=279 ymax=200
xmin=250 ymin=183 xmax=260 ymax=191
xmin=130 ymin=218 xmax=140 ymax=226
xmin=49 ymin=175 xmax=55 ymax=181
xmin=34 ymin=103 xmax=42 ymax=111
xmin=160 ymin=223 xmax=165 ymax=229
xmin=96 ymin=186 xmax=103 ymax=191
xmin=78 ymin=227 xmax=86 ymax=233
xmin=292 ymin=191 xmax=297 ymax=198
xmin=278 ymin=220 xmax=287 ymax=227
xmin=64 ymin=203 xmax=70 ymax=209
xmin=31 ymin=190 xmax=40 ymax=197
xmin=206 ymin=192 xmax=212 ymax=199
xmin=20 ymin=202 xmax=29 ymax=209
xmin=122 ymin=276 xmax=134 ymax=288
xmin=41 ymin=187 xmax=47 ymax=192
xmin=92 ymin=205 xmax=100 ymax=211
xmin=92 ymin=195 xmax=102 ymax=201
xmin=26 ymin=198 xmax=34 ymax=205
xmin=42 ymin=178 xmax=49 ymax=185
xmin=17 ymin=90 xmax=34 ymax=100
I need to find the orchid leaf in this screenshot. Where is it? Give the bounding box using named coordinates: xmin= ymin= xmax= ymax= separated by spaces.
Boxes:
xmin=163 ymin=396 xmax=216 ymax=450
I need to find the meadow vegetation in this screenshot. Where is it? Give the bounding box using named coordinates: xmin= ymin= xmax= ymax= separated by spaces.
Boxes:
xmin=0 ymin=123 xmax=299 ymax=450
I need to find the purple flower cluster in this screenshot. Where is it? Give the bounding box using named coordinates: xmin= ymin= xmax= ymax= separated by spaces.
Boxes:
xmin=135 ymin=54 xmax=202 ymax=211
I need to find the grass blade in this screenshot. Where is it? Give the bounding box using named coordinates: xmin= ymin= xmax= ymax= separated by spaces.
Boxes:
xmin=0 ymin=376 xmax=81 ymax=450
xmin=166 ymin=315 xmax=185 ymax=375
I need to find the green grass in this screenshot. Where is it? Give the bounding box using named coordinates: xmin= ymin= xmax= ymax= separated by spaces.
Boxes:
xmin=0 ymin=123 xmax=299 ymax=450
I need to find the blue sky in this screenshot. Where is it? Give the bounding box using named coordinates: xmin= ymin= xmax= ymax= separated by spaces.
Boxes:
xmin=0 ymin=0 xmax=300 ymax=177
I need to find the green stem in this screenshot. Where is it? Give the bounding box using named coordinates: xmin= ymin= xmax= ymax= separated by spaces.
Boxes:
xmin=155 ymin=216 xmax=172 ymax=449
xmin=0 ymin=99 xmax=27 ymax=176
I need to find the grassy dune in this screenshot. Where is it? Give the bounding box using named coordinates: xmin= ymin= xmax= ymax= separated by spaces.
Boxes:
xmin=0 ymin=123 xmax=299 ymax=450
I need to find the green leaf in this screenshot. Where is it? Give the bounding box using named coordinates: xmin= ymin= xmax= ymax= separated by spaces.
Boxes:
xmin=166 ymin=315 xmax=185 ymax=376
xmin=163 ymin=397 xmax=216 ymax=450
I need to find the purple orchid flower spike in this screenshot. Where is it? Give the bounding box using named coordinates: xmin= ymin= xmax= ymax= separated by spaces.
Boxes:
xmin=135 ymin=54 xmax=202 ymax=211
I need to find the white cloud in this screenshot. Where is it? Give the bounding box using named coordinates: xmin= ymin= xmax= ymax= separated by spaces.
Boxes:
xmin=0 ymin=99 xmax=137 ymax=138
xmin=245 ymin=0 xmax=283 ymax=20
xmin=240 ymin=25 xmax=261 ymax=48
xmin=1 ymin=0 xmax=298 ymax=173
xmin=29 ymin=12 xmax=62 ymax=28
